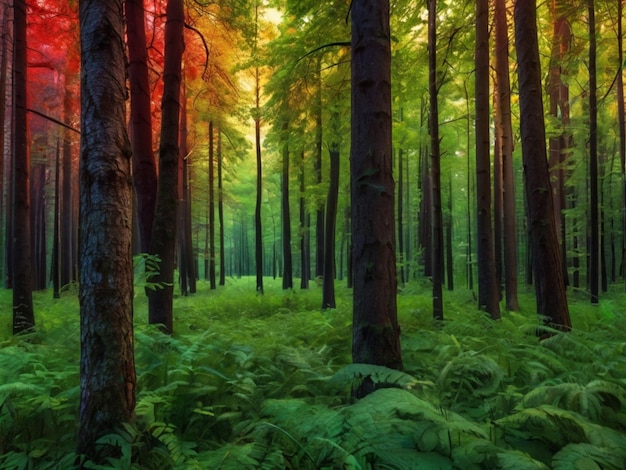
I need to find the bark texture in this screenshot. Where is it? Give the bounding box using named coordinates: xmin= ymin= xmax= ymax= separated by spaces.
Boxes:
xmin=148 ymin=0 xmax=184 ymax=333
xmin=351 ymin=0 xmax=402 ymax=374
xmin=514 ymin=0 xmax=571 ymax=329
xmin=77 ymin=0 xmax=136 ymax=459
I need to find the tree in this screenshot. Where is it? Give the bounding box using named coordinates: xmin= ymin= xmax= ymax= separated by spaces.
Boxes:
xmin=148 ymin=0 xmax=185 ymax=333
xmin=588 ymin=0 xmax=599 ymax=304
xmin=475 ymin=0 xmax=501 ymax=319
xmin=322 ymin=111 xmax=341 ymax=309
xmin=77 ymin=0 xmax=136 ymax=459
xmin=281 ymin=120 xmax=293 ymax=289
xmin=126 ymin=0 xmax=157 ymax=254
xmin=495 ymin=0 xmax=519 ymax=311
xmin=12 ymin=0 xmax=35 ymax=334
xmin=514 ymin=0 xmax=571 ymax=330
xmin=351 ymin=0 xmax=402 ymax=382
xmin=428 ymin=0 xmax=444 ymax=320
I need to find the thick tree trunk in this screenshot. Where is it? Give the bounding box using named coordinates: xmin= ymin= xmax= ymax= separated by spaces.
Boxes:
xmin=514 ymin=0 xmax=571 ymax=329
xmin=148 ymin=0 xmax=184 ymax=333
xmin=428 ymin=0 xmax=444 ymax=320
xmin=351 ymin=0 xmax=402 ymax=377
xmin=475 ymin=0 xmax=501 ymax=319
xmin=12 ymin=0 xmax=34 ymax=334
xmin=126 ymin=0 xmax=157 ymax=254
xmin=281 ymin=122 xmax=293 ymax=289
xmin=495 ymin=0 xmax=519 ymax=311
xmin=77 ymin=0 xmax=136 ymax=459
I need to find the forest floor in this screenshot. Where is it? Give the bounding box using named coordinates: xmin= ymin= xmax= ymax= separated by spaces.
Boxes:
xmin=1 ymin=277 xmax=626 ymax=469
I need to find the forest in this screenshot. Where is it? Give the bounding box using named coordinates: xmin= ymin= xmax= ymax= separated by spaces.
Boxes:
xmin=1 ymin=0 xmax=626 ymax=468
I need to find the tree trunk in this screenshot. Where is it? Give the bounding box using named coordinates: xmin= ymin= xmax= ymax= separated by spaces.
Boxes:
xmin=514 ymin=0 xmax=571 ymax=330
xmin=209 ymin=121 xmax=217 ymax=288
xmin=618 ymin=0 xmax=626 ymax=289
xmin=588 ymin=0 xmax=599 ymax=304
xmin=495 ymin=0 xmax=520 ymax=311
xmin=217 ymin=129 xmax=226 ymax=285
xmin=322 ymin=138 xmax=340 ymax=309
xmin=12 ymin=0 xmax=35 ymax=334
xmin=0 ymin=4 xmax=8 ymax=287
xmin=351 ymin=0 xmax=402 ymax=378
xmin=475 ymin=0 xmax=501 ymax=319
xmin=315 ymin=62 xmax=325 ymax=279
xmin=52 ymin=141 xmax=61 ymax=298
xmin=281 ymin=121 xmax=293 ymax=289
xmin=428 ymin=0 xmax=444 ymax=320
xmin=148 ymin=0 xmax=184 ymax=333
xmin=126 ymin=0 xmax=157 ymax=254
xmin=30 ymin=164 xmax=46 ymax=291
xmin=300 ymin=150 xmax=310 ymax=288
xmin=254 ymin=66 xmax=264 ymax=294
xmin=397 ymin=146 xmax=405 ymax=286
xmin=77 ymin=0 xmax=136 ymax=459
xmin=446 ymin=174 xmax=454 ymax=290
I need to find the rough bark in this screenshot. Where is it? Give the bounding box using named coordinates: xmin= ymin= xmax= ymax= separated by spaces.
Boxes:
xmin=12 ymin=0 xmax=35 ymax=334
xmin=514 ymin=0 xmax=571 ymax=329
xmin=351 ymin=0 xmax=402 ymax=377
xmin=475 ymin=0 xmax=501 ymax=319
xmin=148 ymin=0 xmax=184 ymax=333
xmin=77 ymin=0 xmax=136 ymax=459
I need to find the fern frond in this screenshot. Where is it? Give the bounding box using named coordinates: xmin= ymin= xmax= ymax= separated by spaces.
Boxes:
xmin=328 ymin=363 xmax=432 ymax=393
xmin=552 ymin=442 xmax=626 ymax=470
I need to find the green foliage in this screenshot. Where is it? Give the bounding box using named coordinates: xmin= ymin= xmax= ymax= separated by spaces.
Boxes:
xmin=2 ymin=281 xmax=626 ymax=468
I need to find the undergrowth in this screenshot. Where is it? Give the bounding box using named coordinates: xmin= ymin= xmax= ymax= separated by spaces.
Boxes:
xmin=1 ymin=278 xmax=626 ymax=469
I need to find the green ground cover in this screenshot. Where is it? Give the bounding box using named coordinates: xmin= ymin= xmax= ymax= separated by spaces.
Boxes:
xmin=1 ymin=278 xmax=626 ymax=469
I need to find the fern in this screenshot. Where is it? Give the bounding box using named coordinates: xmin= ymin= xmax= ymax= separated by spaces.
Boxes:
xmin=328 ymin=363 xmax=433 ymax=394
xmin=552 ymin=442 xmax=626 ymax=470
xmin=519 ymin=380 xmax=626 ymax=424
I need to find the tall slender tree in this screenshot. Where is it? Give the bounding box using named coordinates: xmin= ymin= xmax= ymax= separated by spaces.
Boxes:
xmin=12 ymin=0 xmax=35 ymax=334
xmin=495 ymin=0 xmax=519 ymax=311
xmin=281 ymin=120 xmax=293 ymax=289
xmin=126 ymin=0 xmax=157 ymax=254
xmin=475 ymin=0 xmax=501 ymax=319
xmin=77 ymin=0 xmax=136 ymax=459
xmin=588 ymin=0 xmax=600 ymax=304
xmin=428 ymin=0 xmax=444 ymax=320
xmin=351 ymin=0 xmax=402 ymax=384
xmin=148 ymin=0 xmax=185 ymax=333
xmin=514 ymin=0 xmax=571 ymax=330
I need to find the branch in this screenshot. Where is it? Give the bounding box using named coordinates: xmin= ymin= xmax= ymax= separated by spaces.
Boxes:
xmin=184 ymin=22 xmax=210 ymax=79
xmin=27 ymin=108 xmax=80 ymax=134
xmin=296 ymin=41 xmax=351 ymax=63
